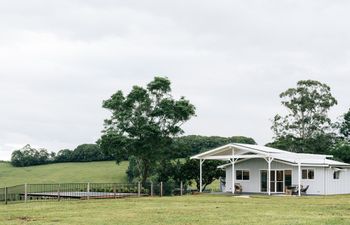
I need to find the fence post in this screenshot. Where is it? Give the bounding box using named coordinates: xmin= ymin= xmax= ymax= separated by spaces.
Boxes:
xmin=24 ymin=183 xmax=28 ymax=203
xmin=113 ymin=184 xmax=116 ymax=199
xmin=4 ymin=187 xmax=7 ymax=205
xmin=180 ymin=181 xmax=183 ymax=196
xmin=58 ymin=184 xmax=61 ymax=201
xmin=137 ymin=182 xmax=141 ymax=197
xmin=151 ymin=182 xmax=154 ymax=197
xmin=87 ymin=183 xmax=90 ymax=200
xmin=160 ymin=182 xmax=163 ymax=197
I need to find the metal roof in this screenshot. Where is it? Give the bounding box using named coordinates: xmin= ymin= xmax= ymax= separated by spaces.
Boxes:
xmin=190 ymin=143 xmax=350 ymax=167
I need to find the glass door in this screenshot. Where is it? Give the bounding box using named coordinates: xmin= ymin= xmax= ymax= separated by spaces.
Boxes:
xmin=276 ymin=170 xmax=284 ymax=192
xmin=261 ymin=170 xmax=286 ymax=193
xmin=270 ymin=170 xmax=276 ymax=192
xmin=285 ymin=170 xmax=292 ymax=188
xmin=260 ymin=170 xmax=267 ymax=192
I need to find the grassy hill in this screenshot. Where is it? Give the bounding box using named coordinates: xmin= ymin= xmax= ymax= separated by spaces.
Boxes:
xmin=0 ymin=161 xmax=128 ymax=187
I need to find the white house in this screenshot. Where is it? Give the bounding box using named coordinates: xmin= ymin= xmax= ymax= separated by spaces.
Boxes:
xmin=190 ymin=143 xmax=350 ymax=195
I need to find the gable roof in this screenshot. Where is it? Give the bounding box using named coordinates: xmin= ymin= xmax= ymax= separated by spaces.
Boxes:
xmin=190 ymin=143 xmax=350 ymax=167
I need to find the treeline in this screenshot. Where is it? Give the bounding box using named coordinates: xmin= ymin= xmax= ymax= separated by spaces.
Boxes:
xmin=10 ymin=135 xmax=255 ymax=168
xmin=11 ymin=144 xmax=114 ymax=167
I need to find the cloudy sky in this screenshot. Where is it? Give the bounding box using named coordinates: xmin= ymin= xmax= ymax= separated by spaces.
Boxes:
xmin=1 ymin=0 xmax=350 ymax=160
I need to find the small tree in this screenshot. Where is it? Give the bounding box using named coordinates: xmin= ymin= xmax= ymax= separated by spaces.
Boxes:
xmin=100 ymin=77 xmax=196 ymax=184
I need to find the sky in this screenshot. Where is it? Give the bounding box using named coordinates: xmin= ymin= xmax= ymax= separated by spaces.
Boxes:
xmin=1 ymin=0 xmax=350 ymax=160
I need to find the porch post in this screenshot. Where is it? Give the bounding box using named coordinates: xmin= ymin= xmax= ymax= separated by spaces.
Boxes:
xmin=199 ymin=159 xmax=203 ymax=193
xmin=231 ymin=148 xmax=235 ymax=194
xmin=298 ymin=162 xmax=301 ymax=196
xmin=268 ymin=157 xmax=271 ymax=196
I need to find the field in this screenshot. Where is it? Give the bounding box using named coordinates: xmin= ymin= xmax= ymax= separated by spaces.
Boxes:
xmin=1 ymin=194 xmax=350 ymax=225
xmin=0 ymin=161 xmax=128 ymax=187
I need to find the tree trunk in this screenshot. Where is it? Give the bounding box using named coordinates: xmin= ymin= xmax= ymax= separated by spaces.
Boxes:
xmin=141 ymin=159 xmax=150 ymax=185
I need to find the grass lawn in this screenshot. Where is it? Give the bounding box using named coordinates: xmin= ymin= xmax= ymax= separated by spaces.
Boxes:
xmin=1 ymin=194 xmax=350 ymax=225
xmin=0 ymin=161 xmax=128 ymax=187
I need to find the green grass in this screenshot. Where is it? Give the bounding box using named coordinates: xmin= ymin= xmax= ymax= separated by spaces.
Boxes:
xmin=0 ymin=161 xmax=128 ymax=187
xmin=1 ymin=194 xmax=350 ymax=224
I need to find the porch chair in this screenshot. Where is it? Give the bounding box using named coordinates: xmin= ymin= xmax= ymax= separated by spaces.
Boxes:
xmin=234 ymin=183 xmax=242 ymax=194
xmin=292 ymin=185 xmax=309 ymax=195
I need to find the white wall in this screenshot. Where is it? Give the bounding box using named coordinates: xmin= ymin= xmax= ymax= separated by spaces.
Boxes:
xmin=324 ymin=168 xmax=350 ymax=194
xmin=224 ymin=158 xmax=350 ymax=195
xmin=225 ymin=158 xmax=294 ymax=193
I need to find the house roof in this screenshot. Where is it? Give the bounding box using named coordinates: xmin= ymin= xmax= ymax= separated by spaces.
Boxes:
xmin=190 ymin=143 xmax=350 ymax=167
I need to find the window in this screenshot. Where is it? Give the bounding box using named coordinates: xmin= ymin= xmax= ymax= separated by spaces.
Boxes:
xmin=333 ymin=171 xmax=340 ymax=179
xmin=302 ymin=169 xmax=314 ymax=180
xmin=236 ymin=170 xmax=249 ymax=180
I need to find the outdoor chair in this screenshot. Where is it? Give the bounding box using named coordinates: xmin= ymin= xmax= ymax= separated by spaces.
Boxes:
xmin=234 ymin=183 xmax=242 ymax=194
xmin=300 ymin=185 xmax=309 ymax=194
xmin=292 ymin=185 xmax=309 ymax=195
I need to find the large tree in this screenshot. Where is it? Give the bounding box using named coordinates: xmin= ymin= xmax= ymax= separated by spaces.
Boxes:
xmin=270 ymin=80 xmax=337 ymax=153
xmin=99 ymin=77 xmax=196 ymax=183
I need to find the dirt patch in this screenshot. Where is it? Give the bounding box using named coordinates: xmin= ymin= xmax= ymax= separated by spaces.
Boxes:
xmin=19 ymin=216 xmax=34 ymax=221
xmin=12 ymin=216 xmax=36 ymax=222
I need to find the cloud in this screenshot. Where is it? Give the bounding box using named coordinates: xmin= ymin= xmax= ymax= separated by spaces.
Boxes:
xmin=0 ymin=0 xmax=350 ymax=159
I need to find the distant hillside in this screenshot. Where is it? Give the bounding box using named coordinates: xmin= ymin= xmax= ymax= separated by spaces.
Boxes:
xmin=0 ymin=161 xmax=128 ymax=187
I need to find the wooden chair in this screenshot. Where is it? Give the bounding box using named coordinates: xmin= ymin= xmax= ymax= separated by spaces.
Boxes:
xmin=234 ymin=183 xmax=242 ymax=194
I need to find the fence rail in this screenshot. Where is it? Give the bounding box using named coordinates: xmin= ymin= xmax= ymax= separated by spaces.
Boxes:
xmin=0 ymin=181 xmax=195 ymax=204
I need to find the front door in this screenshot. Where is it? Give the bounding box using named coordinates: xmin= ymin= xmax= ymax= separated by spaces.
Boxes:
xmin=261 ymin=170 xmax=290 ymax=193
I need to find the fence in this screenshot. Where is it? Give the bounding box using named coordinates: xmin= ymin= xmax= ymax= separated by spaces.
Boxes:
xmin=0 ymin=182 xmax=193 ymax=205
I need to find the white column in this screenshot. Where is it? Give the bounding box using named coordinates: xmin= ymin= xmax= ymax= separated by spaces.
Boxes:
xmin=200 ymin=159 xmax=203 ymax=192
xmin=231 ymin=159 xmax=235 ymax=194
xmin=298 ymin=162 xmax=301 ymax=196
xmin=231 ymin=148 xmax=235 ymax=194
xmin=268 ymin=158 xmax=271 ymax=196
xmin=24 ymin=183 xmax=28 ymax=203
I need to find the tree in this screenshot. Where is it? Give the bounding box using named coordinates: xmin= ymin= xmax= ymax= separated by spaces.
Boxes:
xmin=331 ymin=140 xmax=350 ymax=163
xmin=11 ymin=144 xmax=52 ymax=167
xmin=71 ymin=144 xmax=106 ymax=162
xmin=99 ymin=77 xmax=196 ymax=184
xmin=271 ymin=80 xmax=337 ymax=153
xmin=55 ymin=149 xmax=73 ymax=162
xmin=339 ymin=108 xmax=350 ymax=140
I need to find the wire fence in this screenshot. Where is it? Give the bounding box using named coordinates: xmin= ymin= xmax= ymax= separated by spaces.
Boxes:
xmin=0 ymin=182 xmax=197 ymax=205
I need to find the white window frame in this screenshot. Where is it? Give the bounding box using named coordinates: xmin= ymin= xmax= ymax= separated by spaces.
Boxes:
xmin=302 ymin=169 xmax=314 ymax=180
xmin=236 ymin=170 xmax=250 ymax=181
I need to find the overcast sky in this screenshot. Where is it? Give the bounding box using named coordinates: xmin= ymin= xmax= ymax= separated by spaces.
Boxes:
xmin=1 ymin=0 xmax=350 ymax=160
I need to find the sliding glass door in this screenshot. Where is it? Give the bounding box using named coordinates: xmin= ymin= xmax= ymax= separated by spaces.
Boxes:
xmin=261 ymin=170 xmax=292 ymax=193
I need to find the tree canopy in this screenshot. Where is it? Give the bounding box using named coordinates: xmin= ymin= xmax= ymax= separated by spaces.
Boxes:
xmin=11 ymin=144 xmax=54 ymax=167
xmin=340 ymin=108 xmax=350 ymax=140
xmin=99 ymin=77 xmax=196 ymax=183
xmin=270 ymin=80 xmax=337 ymax=153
